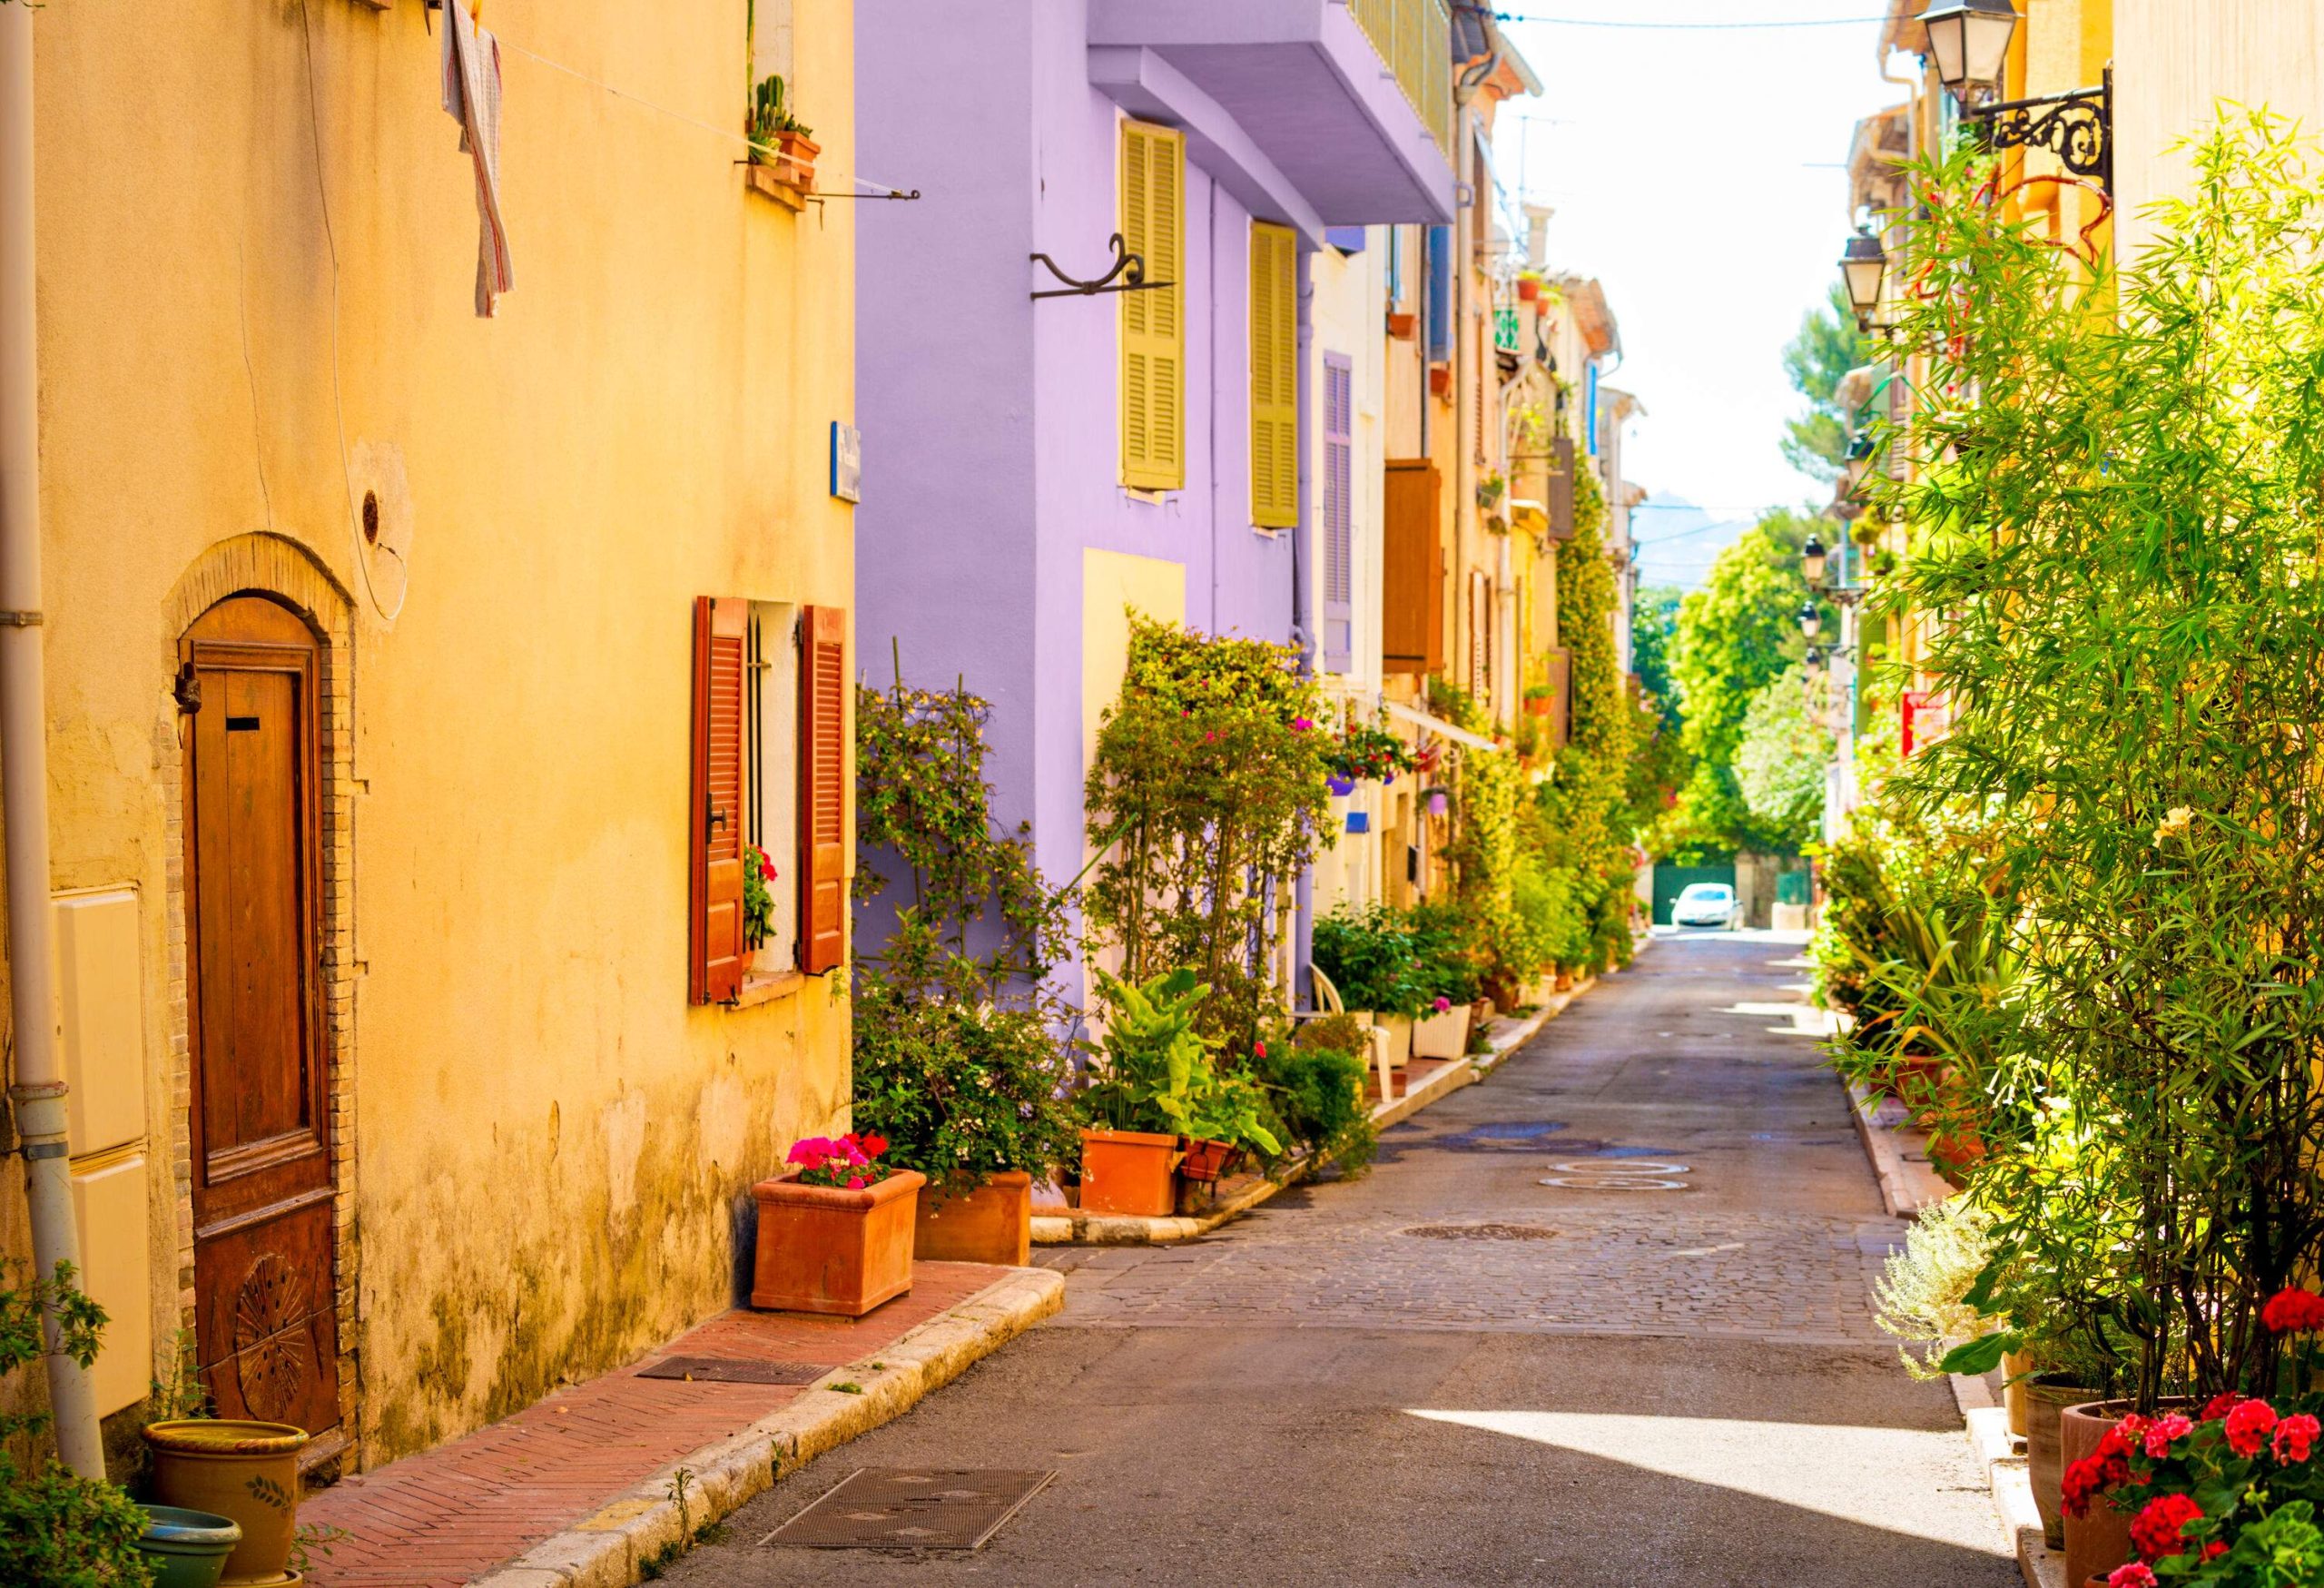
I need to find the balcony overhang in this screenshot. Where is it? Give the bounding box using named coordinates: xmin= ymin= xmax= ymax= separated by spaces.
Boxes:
xmin=1088 ymin=0 xmax=1456 ymax=231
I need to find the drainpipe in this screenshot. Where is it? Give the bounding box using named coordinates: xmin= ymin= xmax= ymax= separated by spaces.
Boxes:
xmin=0 ymin=2 xmax=101 ymax=1479
xmin=1452 ymin=50 xmax=1497 ymax=714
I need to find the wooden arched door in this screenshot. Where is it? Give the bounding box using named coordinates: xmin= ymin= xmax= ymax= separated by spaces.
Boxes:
xmin=181 ymin=596 xmax=340 ymax=1436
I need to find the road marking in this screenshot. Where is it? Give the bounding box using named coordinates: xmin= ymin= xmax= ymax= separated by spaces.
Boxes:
xmin=1540 ymin=1159 xmax=1691 ymax=1191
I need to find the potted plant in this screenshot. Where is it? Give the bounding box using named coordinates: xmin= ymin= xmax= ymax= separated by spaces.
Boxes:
xmin=1177 ymin=1058 xmax=1282 ymax=1185
xmin=747 ymin=73 xmax=817 ymax=187
xmin=1078 ymin=968 xmax=1214 ymax=1217
xmin=743 ymin=843 xmax=777 ymax=976
xmin=1517 ymin=273 xmax=1542 ymax=303
xmin=852 ymin=672 xmax=1082 ymax=1266
xmin=1312 ymin=905 xmax=1423 ymax=1066
xmin=751 ymin=1132 xmax=924 ymax=1316
xmin=1404 ymin=902 xmax=1482 ymax=1060
xmin=1522 ymin=684 xmax=1556 ymax=719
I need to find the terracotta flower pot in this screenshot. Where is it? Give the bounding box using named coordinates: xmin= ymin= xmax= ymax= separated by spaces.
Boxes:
xmin=1177 ymin=1138 xmax=1240 ymax=1184
xmin=2062 ymin=1399 xmax=2151 ymax=1585
xmin=750 ymin=1168 xmax=923 ymax=1317
xmin=2027 ymin=1376 xmax=2104 ymax=1548
xmin=143 ymin=1420 xmax=307 ymax=1586
xmin=912 ymin=1169 xmax=1031 ymax=1267
xmin=776 ymin=130 xmax=819 ymax=187
xmin=1079 ymin=1129 xmax=1180 ymax=1217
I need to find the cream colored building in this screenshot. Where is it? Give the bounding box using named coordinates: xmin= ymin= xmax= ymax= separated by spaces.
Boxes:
xmin=4 ymin=0 xmax=857 ymax=1474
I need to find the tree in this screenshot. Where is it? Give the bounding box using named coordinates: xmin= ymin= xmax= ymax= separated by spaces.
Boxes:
xmin=1624 ymin=586 xmax=1690 ymax=835
xmin=1669 ymin=510 xmax=1815 ymax=768
xmin=1731 ymin=666 xmax=1827 ymax=852
xmin=1781 ymin=282 xmax=1871 ymax=483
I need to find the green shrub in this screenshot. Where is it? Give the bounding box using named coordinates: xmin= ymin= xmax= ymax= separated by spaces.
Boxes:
xmin=1311 ymin=904 xmax=1422 ymax=1017
xmin=1266 ymin=1026 xmax=1376 ymax=1173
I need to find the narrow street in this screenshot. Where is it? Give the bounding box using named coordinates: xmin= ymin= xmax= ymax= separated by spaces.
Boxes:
xmin=665 ymin=934 xmax=2015 ymax=1587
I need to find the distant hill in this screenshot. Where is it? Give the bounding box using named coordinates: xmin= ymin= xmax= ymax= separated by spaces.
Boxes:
xmin=1629 ymin=498 xmax=1758 ymax=590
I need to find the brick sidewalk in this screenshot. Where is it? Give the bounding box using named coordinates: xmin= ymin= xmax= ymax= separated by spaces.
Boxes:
xmin=303 ymin=1262 xmax=1002 ymax=1588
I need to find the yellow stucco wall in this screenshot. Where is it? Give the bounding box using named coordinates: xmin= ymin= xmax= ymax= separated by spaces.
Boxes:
xmin=18 ymin=0 xmax=855 ymax=1465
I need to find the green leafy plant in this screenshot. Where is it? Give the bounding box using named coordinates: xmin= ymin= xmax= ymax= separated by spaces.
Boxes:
xmin=1311 ymin=904 xmax=1421 ymax=1017
xmin=1870 ymin=113 xmax=2324 ymax=1405
xmin=0 ymin=1260 xmax=155 ymax=1588
xmin=742 ymin=843 xmax=775 ymax=948
xmin=1181 ymin=1069 xmax=1282 ymax=1159
xmin=1262 ymin=1021 xmax=1376 ymax=1173
xmin=747 ymin=74 xmax=812 ymax=157
xmin=1080 ymin=967 xmax=1213 ymax=1138
xmin=852 ymin=666 xmax=1081 ymax=1189
xmin=1084 ymin=619 xmax=1330 ymax=1047
xmin=1874 ymin=1198 xmax=2004 ymax=1380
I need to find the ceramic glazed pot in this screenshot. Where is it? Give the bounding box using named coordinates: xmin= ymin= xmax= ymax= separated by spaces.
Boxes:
xmin=912 ymin=1170 xmax=1031 ymax=1267
xmin=1078 ymin=1129 xmax=1180 ymax=1217
xmin=751 ymin=1168 xmax=924 ymax=1317
xmin=2026 ymin=1377 xmax=2104 ymax=1547
xmin=143 ymin=1421 xmax=307 ymax=1586
xmin=135 ymin=1504 xmax=243 ymax=1588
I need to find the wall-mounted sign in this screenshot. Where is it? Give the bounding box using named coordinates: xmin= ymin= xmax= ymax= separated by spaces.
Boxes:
xmin=830 ymin=421 xmax=862 ymax=504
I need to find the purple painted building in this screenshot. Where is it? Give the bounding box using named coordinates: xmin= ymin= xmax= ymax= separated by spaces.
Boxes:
xmin=855 ymin=0 xmax=1457 ymax=948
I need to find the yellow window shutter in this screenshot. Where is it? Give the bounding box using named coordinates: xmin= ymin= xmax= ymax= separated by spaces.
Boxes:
xmin=1249 ymin=222 xmax=1297 ymax=528
xmin=1121 ymin=121 xmax=1185 ymax=491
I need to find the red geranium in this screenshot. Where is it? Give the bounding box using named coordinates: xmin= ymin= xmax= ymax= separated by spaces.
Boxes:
xmin=2225 ymin=1397 xmax=2280 ymax=1458
xmin=2063 ymin=1427 xmax=2134 ymax=1519
xmin=786 ymin=1131 xmax=891 ymax=1190
xmin=2262 ymin=1287 xmax=2324 ymax=1335
xmin=2141 ymin=1413 xmax=2193 ymax=1457
xmin=2203 ymin=1391 xmax=2245 ymax=1421
xmin=2275 ymin=1412 xmax=2320 ymax=1464
xmin=2107 ymin=1565 xmax=2158 ymax=1588
xmin=2128 ymin=1493 xmax=2204 ymax=1561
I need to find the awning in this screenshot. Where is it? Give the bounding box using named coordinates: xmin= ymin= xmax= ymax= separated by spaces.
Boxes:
xmin=1383 ymin=698 xmax=1499 ymax=754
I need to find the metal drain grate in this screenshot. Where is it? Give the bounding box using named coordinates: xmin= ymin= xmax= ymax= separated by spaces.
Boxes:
xmin=761 ymin=1468 xmax=1058 ymax=1550
xmin=635 ymin=1356 xmax=830 ymax=1385
xmin=1403 ymin=1223 xmax=1560 ymax=1241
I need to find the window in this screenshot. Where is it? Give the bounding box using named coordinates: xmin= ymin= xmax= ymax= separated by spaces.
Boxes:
xmin=1120 ymin=121 xmax=1185 ymax=491
xmin=1320 ymin=353 xmax=1354 ymax=673
xmin=1387 ymin=227 xmax=1404 ymax=309
xmin=1250 ymin=222 xmax=1298 ymax=529
xmin=690 ymin=597 xmax=848 ymax=1003
xmin=1424 ymin=224 xmax=1452 ymax=362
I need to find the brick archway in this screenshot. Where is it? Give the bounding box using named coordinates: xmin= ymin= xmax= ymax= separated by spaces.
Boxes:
xmin=159 ymin=533 xmax=362 ymax=1468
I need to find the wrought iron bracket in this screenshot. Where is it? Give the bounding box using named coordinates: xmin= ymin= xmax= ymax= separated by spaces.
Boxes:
xmin=1969 ymin=66 xmax=2112 ymax=192
xmin=1029 ymin=233 xmax=1173 ymax=300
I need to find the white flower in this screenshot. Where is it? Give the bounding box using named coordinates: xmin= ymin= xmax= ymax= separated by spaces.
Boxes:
xmin=2152 ymin=805 xmax=2193 ymax=844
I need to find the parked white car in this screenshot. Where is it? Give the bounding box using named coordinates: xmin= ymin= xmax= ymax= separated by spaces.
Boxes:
xmin=1671 ymin=883 xmax=1740 ymax=930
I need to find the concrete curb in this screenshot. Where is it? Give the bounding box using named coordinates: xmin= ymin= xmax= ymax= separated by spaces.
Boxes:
xmin=465 ymin=1267 xmax=1065 ymax=1588
xmin=1033 ymin=972 xmax=1610 ymax=1246
xmin=1846 ymin=1079 xmax=1955 ymax=1218
xmin=1949 ymin=1372 xmax=2068 ymax=1588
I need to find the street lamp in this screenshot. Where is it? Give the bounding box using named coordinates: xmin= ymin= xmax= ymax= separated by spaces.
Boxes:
xmin=1917 ymin=0 xmax=2017 ymax=106
xmin=1839 ymin=227 xmax=1888 ymax=328
xmin=1845 ymin=434 xmax=1875 ymax=490
xmin=1798 ymin=601 xmax=1824 ymax=643
xmin=1802 ymin=534 xmax=1828 ymax=586
xmin=1915 ymin=0 xmax=2112 ymax=190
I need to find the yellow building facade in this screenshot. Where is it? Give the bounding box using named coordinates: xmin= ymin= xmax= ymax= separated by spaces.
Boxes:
xmin=5 ymin=0 xmax=856 ymax=1472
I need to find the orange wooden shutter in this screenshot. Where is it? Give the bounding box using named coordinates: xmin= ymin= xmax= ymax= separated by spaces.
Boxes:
xmin=690 ymin=597 xmax=749 ymax=1004
xmin=796 ymin=605 xmax=848 ymax=975
xmin=1383 ymin=459 xmax=1443 ymax=675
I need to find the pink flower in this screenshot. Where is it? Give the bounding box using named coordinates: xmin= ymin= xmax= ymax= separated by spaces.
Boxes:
xmin=1433 ymin=995 xmax=1452 ymax=1013
xmin=1291 ymin=717 xmax=1314 ymax=731
xmin=847 ymin=1176 xmax=865 ymax=1189
xmin=2275 ymin=1414 xmax=2319 ymax=1464
xmin=2225 ymin=1398 xmax=2279 ymax=1458
xmin=2142 ymin=1414 xmax=2193 ymax=1457
xmin=2107 ymin=1567 xmax=2158 ymax=1588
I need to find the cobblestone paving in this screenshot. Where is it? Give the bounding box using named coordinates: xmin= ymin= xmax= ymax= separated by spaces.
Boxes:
xmin=1040 ymin=934 xmax=1899 ymax=1346
xmin=671 ymin=933 xmax=2015 ymax=1588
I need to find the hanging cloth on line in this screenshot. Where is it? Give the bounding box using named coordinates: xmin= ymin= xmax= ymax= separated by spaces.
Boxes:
xmin=439 ymin=1 xmax=513 ymax=316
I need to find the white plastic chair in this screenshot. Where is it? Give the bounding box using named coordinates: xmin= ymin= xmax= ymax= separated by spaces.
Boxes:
xmin=1299 ymin=965 xmax=1394 ymax=1103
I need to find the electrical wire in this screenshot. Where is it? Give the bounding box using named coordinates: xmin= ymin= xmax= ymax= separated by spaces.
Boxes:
xmin=1495 ymin=12 xmax=1887 ymax=28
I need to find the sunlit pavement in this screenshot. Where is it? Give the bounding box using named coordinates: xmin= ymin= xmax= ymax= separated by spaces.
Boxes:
xmin=665 ymin=934 xmax=2014 ymax=1587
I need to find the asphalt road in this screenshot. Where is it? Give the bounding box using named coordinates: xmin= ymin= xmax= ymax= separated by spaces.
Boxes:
xmin=666 ymin=932 xmax=2016 ymax=1587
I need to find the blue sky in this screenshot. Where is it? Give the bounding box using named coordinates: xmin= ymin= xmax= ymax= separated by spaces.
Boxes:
xmin=1489 ymin=1 xmax=1909 ymax=587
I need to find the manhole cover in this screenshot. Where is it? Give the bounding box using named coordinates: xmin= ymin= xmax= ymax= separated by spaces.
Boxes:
xmin=1403 ymin=1223 xmax=1560 ymax=1241
xmin=762 ymin=1468 xmax=1057 ymax=1550
xmin=1540 ymin=1159 xmax=1691 ymax=1191
xmin=636 ymin=1356 xmax=830 ymax=1385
